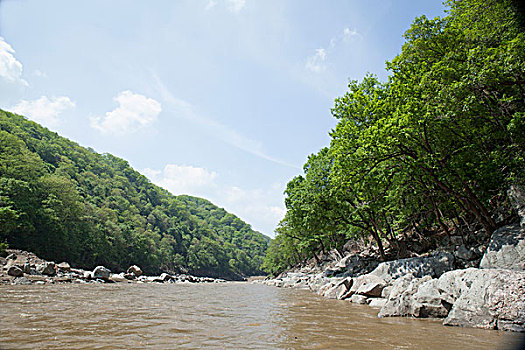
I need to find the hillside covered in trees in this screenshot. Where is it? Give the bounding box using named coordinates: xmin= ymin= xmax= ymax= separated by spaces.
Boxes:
xmin=263 ymin=0 xmax=525 ymax=275
xmin=0 ymin=110 xmax=269 ymax=279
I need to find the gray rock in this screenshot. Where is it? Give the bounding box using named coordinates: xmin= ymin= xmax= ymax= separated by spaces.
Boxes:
xmin=7 ymin=265 xmax=24 ymax=277
xmin=509 ymin=184 xmax=525 ymax=227
xmin=369 ymin=252 xmax=454 ymax=282
xmin=455 ymin=245 xmax=474 ymax=261
xmin=83 ymin=271 xmax=93 ymax=280
xmin=354 ymin=274 xmax=387 ymax=297
xmin=57 ymin=262 xmax=71 ymax=272
xmin=124 ymin=272 xmax=136 ymax=280
xmin=127 ymin=265 xmax=143 ymax=277
xmin=92 ymin=266 xmax=111 ymax=280
xmin=442 ymin=268 xmax=525 ymax=331
xmin=349 ymin=294 xmax=368 ymax=304
xmin=110 ymin=273 xmax=127 ymax=282
xmin=23 ymin=263 xmax=31 ymax=274
xmin=6 ymin=253 xmax=16 ymax=260
xmin=37 ymin=262 xmax=56 ymax=276
xmin=368 ymin=298 xmax=387 ymax=308
xmin=412 ymin=279 xmax=452 ymax=318
xmin=378 ymin=274 xmax=432 ymax=318
xmin=479 ymin=224 xmax=525 ymax=271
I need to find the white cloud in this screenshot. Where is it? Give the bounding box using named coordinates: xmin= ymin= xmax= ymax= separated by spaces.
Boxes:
xmin=9 ymin=96 xmax=75 ymax=127
xmin=0 ymin=37 xmax=28 ymax=86
xmin=305 ymin=48 xmax=327 ymax=73
xmin=90 ymin=90 xmax=162 ymax=135
xmin=226 ymin=0 xmax=246 ymax=13
xmin=144 ymin=164 xmax=286 ymax=236
xmin=343 ymin=27 xmax=360 ymax=42
xmin=33 ymin=69 xmax=48 ymax=78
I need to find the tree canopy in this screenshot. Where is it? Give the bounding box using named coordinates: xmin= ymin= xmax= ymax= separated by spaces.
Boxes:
xmin=0 ymin=110 xmax=269 ymax=278
xmin=263 ymin=0 xmax=525 ymax=275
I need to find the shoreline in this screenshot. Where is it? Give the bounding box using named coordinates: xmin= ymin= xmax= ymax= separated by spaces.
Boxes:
xmin=255 ymin=223 xmax=525 ymax=333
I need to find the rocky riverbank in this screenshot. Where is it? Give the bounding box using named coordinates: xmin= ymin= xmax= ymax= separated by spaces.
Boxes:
xmin=256 ymin=223 xmax=525 ymax=332
xmin=0 ymin=250 xmax=225 ymax=285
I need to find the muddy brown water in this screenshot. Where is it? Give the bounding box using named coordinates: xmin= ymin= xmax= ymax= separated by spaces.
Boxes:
xmin=0 ymin=283 xmax=520 ymax=349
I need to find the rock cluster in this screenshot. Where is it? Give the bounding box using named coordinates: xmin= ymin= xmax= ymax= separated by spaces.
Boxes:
xmin=1 ymin=250 xmax=225 ymax=286
xmin=259 ymin=223 xmax=525 ymax=332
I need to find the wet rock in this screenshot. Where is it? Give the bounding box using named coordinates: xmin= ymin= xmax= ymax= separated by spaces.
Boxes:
xmin=479 ymin=224 xmax=525 ymax=271
xmin=127 ymin=265 xmax=143 ymax=277
xmin=93 ymin=266 xmax=111 ymax=281
xmin=7 ymin=265 xmax=23 ymax=277
xmin=37 ymin=262 xmax=56 ymax=276
xmin=369 ymin=252 xmax=454 ymax=282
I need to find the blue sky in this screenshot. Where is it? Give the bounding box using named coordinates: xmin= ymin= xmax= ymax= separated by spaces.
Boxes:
xmin=0 ymin=0 xmax=445 ymax=237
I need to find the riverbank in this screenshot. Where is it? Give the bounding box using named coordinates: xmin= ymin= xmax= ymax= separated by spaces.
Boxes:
xmin=256 ymin=223 xmax=525 ymax=332
xmin=0 ymin=249 xmax=225 ymax=285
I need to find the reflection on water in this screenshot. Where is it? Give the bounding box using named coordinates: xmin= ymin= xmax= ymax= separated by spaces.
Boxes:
xmin=0 ymin=283 xmax=519 ymax=349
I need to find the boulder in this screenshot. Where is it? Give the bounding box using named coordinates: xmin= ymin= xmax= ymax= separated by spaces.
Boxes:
xmin=57 ymin=262 xmax=71 ymax=272
xmin=411 ymin=279 xmax=452 ymax=318
xmin=37 ymin=262 xmax=56 ymax=276
xmin=127 ymin=265 xmax=143 ymax=277
xmin=378 ymin=274 xmax=432 ymax=318
xmin=23 ymin=263 xmax=31 ymax=274
xmin=354 ymin=274 xmax=387 ymax=297
xmin=368 ymin=298 xmax=387 ymax=308
xmin=369 ymin=252 xmax=454 ymax=282
xmin=124 ymin=273 xmax=136 ymax=280
xmin=110 ymin=273 xmax=127 ymax=283
xmin=7 ymin=265 xmax=24 ymax=277
xmin=92 ymin=266 xmax=111 ymax=280
xmin=83 ymin=271 xmax=93 ymax=280
xmin=6 ymin=253 xmax=16 ymax=260
xmin=479 ymin=224 xmax=525 ymax=271
xmin=442 ymin=268 xmax=525 ymax=331
xmin=331 ymin=254 xmax=379 ymax=277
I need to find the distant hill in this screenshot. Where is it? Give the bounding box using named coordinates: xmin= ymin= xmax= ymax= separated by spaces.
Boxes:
xmin=0 ymin=110 xmax=269 ymax=279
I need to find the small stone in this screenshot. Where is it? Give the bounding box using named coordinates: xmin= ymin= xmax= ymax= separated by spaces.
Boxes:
xmin=6 ymin=253 xmax=16 ymax=260
xmin=349 ymin=294 xmax=368 ymax=304
xmin=93 ymin=266 xmax=111 ymax=280
xmin=37 ymin=262 xmax=56 ymax=276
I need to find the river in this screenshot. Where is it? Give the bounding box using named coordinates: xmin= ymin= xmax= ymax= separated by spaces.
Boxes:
xmin=0 ymin=283 xmax=520 ymax=349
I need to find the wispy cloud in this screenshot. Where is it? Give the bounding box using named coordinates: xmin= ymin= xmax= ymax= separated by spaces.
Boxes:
xmin=144 ymin=163 xmax=286 ymax=236
xmin=305 ymin=48 xmax=327 ymax=73
xmin=204 ymin=0 xmax=246 ymax=13
xmin=304 ymin=27 xmax=361 ymax=73
xmin=153 ymin=74 xmax=299 ymax=169
xmin=0 ymin=37 xmax=28 ymax=86
xmin=90 ymin=90 xmax=162 ymax=135
xmin=9 ymin=96 xmax=75 ymax=127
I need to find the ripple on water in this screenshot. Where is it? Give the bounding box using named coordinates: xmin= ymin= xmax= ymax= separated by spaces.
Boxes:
xmin=0 ymin=283 xmax=521 ymax=349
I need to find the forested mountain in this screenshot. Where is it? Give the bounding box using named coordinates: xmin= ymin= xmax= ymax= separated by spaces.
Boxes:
xmin=0 ymin=110 xmax=268 ymax=278
xmin=263 ymin=0 xmax=525 ymax=275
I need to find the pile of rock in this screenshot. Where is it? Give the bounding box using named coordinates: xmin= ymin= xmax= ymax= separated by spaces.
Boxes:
xmin=0 ymin=250 xmax=225 ymax=285
xmin=259 ymin=223 xmax=525 ymax=332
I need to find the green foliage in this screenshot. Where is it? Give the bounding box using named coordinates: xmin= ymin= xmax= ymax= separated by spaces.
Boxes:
xmin=0 ymin=110 xmax=268 ymax=278
xmin=264 ymin=0 xmax=525 ymax=275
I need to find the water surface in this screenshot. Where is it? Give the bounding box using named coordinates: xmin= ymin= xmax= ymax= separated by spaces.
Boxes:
xmin=0 ymin=283 xmax=519 ymax=349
